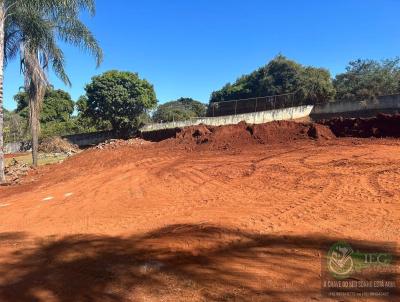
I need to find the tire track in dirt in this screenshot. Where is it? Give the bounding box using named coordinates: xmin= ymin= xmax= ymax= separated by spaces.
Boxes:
xmin=368 ymin=168 xmax=400 ymax=198
xmin=215 ymin=148 xmax=337 ymax=232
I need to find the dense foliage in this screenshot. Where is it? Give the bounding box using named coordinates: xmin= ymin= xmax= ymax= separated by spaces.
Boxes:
xmin=4 ymin=57 xmax=400 ymax=144
xmin=3 ymin=109 xmax=27 ymax=143
xmin=75 ymin=95 xmax=112 ymax=132
xmin=14 ymin=89 xmax=74 ymax=122
xmin=13 ymin=88 xmax=78 ymax=138
xmin=6 ymin=88 xmax=111 ymax=142
xmin=152 ymin=98 xmax=207 ymax=122
xmin=83 ymin=70 xmax=157 ymax=135
xmin=210 ymin=55 xmax=336 ymax=106
xmin=334 ymin=58 xmax=400 ymax=102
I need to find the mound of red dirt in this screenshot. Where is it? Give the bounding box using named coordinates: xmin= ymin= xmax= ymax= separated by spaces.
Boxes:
xmin=321 ymin=113 xmax=400 ymax=138
xmin=173 ymin=120 xmax=335 ymax=149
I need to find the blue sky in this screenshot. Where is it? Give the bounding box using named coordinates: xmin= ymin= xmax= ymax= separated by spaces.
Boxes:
xmin=4 ymin=0 xmax=400 ymax=110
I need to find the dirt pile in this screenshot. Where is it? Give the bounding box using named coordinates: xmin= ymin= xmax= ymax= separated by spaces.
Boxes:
xmin=306 ymin=123 xmax=337 ymax=140
xmin=175 ymin=122 xmax=253 ymax=149
xmin=173 ymin=120 xmax=335 ymax=149
xmin=39 ymin=137 xmax=79 ymax=154
xmin=250 ymin=121 xmax=336 ymax=142
xmin=95 ymin=138 xmax=151 ymax=150
xmin=4 ymin=159 xmax=32 ymax=184
xmin=322 ymin=113 xmax=400 ymax=138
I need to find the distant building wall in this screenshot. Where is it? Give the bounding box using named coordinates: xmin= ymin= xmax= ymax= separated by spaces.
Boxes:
xmin=311 ymin=94 xmax=400 ymax=120
xmin=141 ymin=105 xmax=314 ymax=132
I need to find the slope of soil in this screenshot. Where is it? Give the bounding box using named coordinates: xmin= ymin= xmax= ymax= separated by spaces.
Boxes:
xmin=172 ymin=120 xmax=335 ymax=150
xmin=0 ymin=122 xmax=399 ymax=301
xmin=322 ymin=113 xmax=400 ymax=138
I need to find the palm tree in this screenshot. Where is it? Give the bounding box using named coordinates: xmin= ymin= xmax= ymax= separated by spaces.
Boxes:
xmin=0 ymin=0 xmax=39 ymax=182
xmin=0 ymin=0 xmax=17 ymax=183
xmin=0 ymin=0 xmax=56 ymax=182
xmin=19 ymin=1 xmax=102 ymax=166
xmin=0 ymin=0 xmax=102 ymax=179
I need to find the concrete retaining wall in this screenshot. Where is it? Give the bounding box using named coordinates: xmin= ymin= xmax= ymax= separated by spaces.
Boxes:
xmin=141 ymin=105 xmax=314 ymax=132
xmin=311 ymin=94 xmax=400 ymax=120
xmin=62 ymin=130 xmax=114 ymax=147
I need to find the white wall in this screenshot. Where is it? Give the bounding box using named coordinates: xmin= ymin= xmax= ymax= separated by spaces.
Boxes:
xmin=141 ymin=105 xmax=314 ymax=132
xmin=312 ymin=94 xmax=400 ymax=115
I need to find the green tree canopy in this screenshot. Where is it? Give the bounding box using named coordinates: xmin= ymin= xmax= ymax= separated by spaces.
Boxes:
xmin=210 ymin=55 xmax=335 ymax=105
xmin=84 ymin=70 xmax=157 ymax=135
xmin=14 ymin=88 xmax=74 ymax=123
xmin=152 ymin=98 xmax=207 ymax=122
xmin=12 ymin=88 xmax=77 ymax=138
xmin=299 ymin=67 xmax=336 ymax=104
xmin=75 ymin=95 xmax=111 ymax=132
xmin=334 ymin=58 xmax=400 ymax=102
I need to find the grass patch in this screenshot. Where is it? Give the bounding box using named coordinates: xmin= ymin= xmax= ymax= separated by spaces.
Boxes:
xmin=5 ymin=153 xmax=68 ymax=167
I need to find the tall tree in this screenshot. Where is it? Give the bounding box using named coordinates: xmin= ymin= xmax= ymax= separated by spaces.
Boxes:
xmin=19 ymin=0 xmax=102 ymax=166
xmin=153 ymin=98 xmax=207 ymax=122
xmin=0 ymin=0 xmax=42 ymax=181
xmin=0 ymin=0 xmax=102 ymax=180
xmin=334 ymin=58 xmax=400 ymax=102
xmin=84 ymin=70 xmax=157 ymax=136
xmin=210 ymin=55 xmax=335 ymax=106
xmin=0 ymin=0 xmax=9 ymax=182
xmin=15 ymin=88 xmax=74 ymax=123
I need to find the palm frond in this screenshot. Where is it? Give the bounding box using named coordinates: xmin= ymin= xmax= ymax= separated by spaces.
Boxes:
xmin=9 ymin=0 xmax=102 ymax=83
xmin=4 ymin=22 xmax=22 ymax=66
xmin=13 ymin=0 xmax=96 ymax=18
xmin=57 ymin=17 xmax=103 ymax=66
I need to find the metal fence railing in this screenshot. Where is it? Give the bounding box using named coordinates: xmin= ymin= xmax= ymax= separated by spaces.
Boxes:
xmin=152 ymin=91 xmax=308 ymax=123
xmin=208 ymin=92 xmax=303 ymax=117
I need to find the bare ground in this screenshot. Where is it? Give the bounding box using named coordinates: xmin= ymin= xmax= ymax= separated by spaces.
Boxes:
xmin=0 ymin=136 xmax=399 ymax=301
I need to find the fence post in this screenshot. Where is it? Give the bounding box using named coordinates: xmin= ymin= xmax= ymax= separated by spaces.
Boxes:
xmin=234 ymin=100 xmax=238 ymax=115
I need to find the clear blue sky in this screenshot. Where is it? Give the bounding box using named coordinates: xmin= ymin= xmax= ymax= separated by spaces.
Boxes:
xmin=4 ymin=0 xmax=400 ymax=110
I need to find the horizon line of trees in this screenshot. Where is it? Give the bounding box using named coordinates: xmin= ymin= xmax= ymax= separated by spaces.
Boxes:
xmin=209 ymin=55 xmax=400 ymax=106
xmin=4 ymin=55 xmax=400 ymax=144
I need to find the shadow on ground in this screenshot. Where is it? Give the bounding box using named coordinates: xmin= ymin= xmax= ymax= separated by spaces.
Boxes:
xmin=0 ymin=224 xmax=398 ymax=301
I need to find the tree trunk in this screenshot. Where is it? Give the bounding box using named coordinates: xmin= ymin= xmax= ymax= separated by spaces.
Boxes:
xmin=29 ymin=99 xmax=39 ymax=167
xmin=0 ymin=3 xmax=5 ymax=183
xmin=23 ymin=47 xmax=46 ymax=168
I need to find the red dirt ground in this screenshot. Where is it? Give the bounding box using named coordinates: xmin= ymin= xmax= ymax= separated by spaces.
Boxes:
xmin=0 ymin=121 xmax=399 ymax=301
xmin=4 ymin=152 xmax=29 ymax=159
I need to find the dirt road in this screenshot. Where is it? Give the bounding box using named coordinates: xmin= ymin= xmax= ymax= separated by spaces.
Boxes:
xmin=0 ymin=136 xmax=399 ymax=301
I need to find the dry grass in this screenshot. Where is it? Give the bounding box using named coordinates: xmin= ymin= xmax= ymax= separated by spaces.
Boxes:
xmin=5 ymin=153 xmax=69 ymax=167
